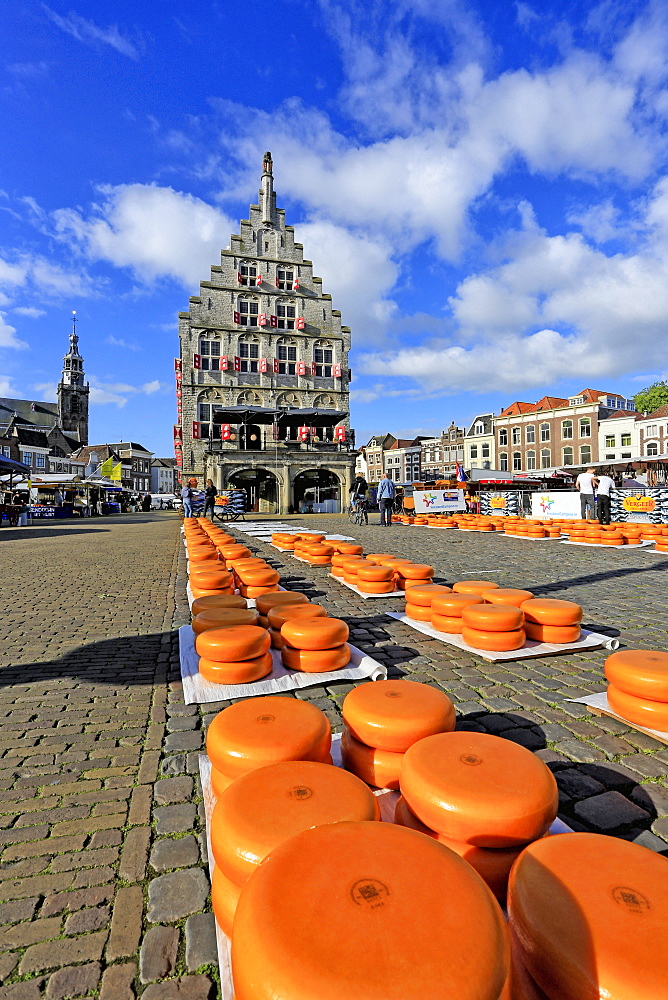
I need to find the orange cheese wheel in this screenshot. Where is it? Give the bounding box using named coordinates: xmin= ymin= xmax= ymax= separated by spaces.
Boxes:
xmin=269 ymin=627 xmax=285 ymax=649
xmin=508 ymin=832 xmax=668 ymax=1000
xmin=607 ymin=683 xmax=668 ymax=730
xmin=404 ymin=583 xmax=453 ymax=607
xmin=305 ymin=543 xmax=334 ymax=555
xmin=206 ymin=696 xmax=331 ymax=779
xmin=342 ymin=680 xmax=455 ymax=752
xmin=376 ymin=556 xmax=413 ymax=568
xmin=335 ymin=543 xmax=363 ymax=554
xmin=453 ymin=580 xmax=500 ymax=595
xmin=600 ymin=536 xmax=623 ymax=545
xmin=358 ymin=580 xmax=395 ymax=594
xmin=211 ymin=765 xmax=234 ymax=799
xmin=520 ymin=599 xmax=582 ymax=626
xmin=192 ymin=609 xmax=259 ymax=634
xmin=267 ymin=604 xmax=327 ymax=629
xmin=397 ymin=564 xmax=435 ymax=580
xmin=431 ymin=593 xmax=484 ymax=616
xmin=307 ymin=555 xmax=333 ymax=565
xmin=229 ymin=557 xmax=268 ymax=570
xmin=508 ymin=948 xmax=552 ymax=1000
xmin=281 ymin=643 xmax=350 ymax=673
xmin=254 ymin=592 xmax=309 ymax=616
xmin=231 ymin=821 xmax=509 ymax=1000
xmin=604 ymin=649 xmax=668 ymax=701
xmin=357 ymin=565 xmax=394 ymax=582
xmin=189 ymin=570 xmax=233 ymax=591
xmin=461 ymin=604 xmax=524 ymax=632
xmin=191 ymin=595 xmax=247 ymax=615
xmin=281 ymin=617 xmax=349 ymax=650
xmin=341 ymin=726 xmax=403 ymax=788
xmin=211 ymin=760 xmax=380 ymax=886
xmin=481 ymin=589 xmax=534 ymax=608
xmin=400 ymin=732 xmax=558 ymax=847
xmin=235 ymin=568 xmax=281 ymax=587
xmin=431 ymin=613 xmax=464 ymax=633
xmin=190 ymin=585 xmax=235 ymax=600
xmin=239 ymin=585 xmax=281 ymax=598
xmin=365 ymin=553 xmax=395 ymax=564
xmin=188 ymin=550 xmax=220 ymax=564
xmin=462 ymin=626 xmax=526 ymax=651
xmin=198 ymin=651 xmax=273 ymax=685
xmin=331 ymin=553 xmax=357 ymax=568
xmin=219 ymin=544 xmax=251 ymax=560
xmin=211 ymin=863 xmax=240 ymax=937
xmin=405 ymin=603 xmax=433 ymax=622
xmin=195 ymin=624 xmax=270 ymax=660
xmin=524 ymin=622 xmax=582 ymax=643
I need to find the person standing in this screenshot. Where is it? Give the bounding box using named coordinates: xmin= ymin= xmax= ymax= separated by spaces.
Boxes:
xmin=350 ymin=474 xmax=369 ymax=524
xmin=575 ymin=467 xmax=596 ymax=520
xmin=181 ymin=481 xmax=193 ymax=518
xmin=204 ymin=479 xmax=216 ymax=520
xmin=595 ymin=470 xmax=615 ymax=525
xmin=377 ymin=473 xmax=396 ymax=526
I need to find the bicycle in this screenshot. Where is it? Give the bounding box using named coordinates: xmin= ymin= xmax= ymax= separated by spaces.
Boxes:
xmin=347 ymin=498 xmax=369 ymax=525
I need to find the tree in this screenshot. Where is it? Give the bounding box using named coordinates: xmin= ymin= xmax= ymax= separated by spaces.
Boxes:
xmin=634 ymin=380 xmax=668 ymax=415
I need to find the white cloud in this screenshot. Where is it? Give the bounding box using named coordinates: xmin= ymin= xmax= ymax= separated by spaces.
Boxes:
xmin=86 ymin=375 xmax=166 ymax=407
xmin=141 ymin=380 xmax=161 ymax=394
xmin=107 ymin=335 xmax=141 ymax=351
xmin=0 ymin=251 xmax=94 ymax=299
xmin=13 ymin=306 xmax=46 ymax=318
xmin=43 ymin=7 xmax=141 ymax=59
xmin=0 ymin=258 xmax=29 ymax=287
xmin=33 ymin=381 xmax=58 ymax=399
xmin=0 ymin=314 xmax=28 ymax=350
xmin=53 ymin=184 xmax=235 ymax=287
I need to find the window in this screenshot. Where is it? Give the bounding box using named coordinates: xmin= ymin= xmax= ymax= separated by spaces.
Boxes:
xmin=512 ymin=427 xmax=521 ymax=444
xmin=276 ymin=267 xmax=294 ymax=291
xmin=21 ymin=451 xmax=32 ymax=465
xmin=470 ymin=445 xmax=478 ymax=458
xmin=525 ymin=425 xmax=535 ymax=444
xmin=513 ymin=452 xmax=522 ymax=471
xmin=562 ymin=420 xmax=573 ymax=439
xmin=570 ymin=395 xmax=584 ymax=405
xmin=499 ymin=429 xmax=508 ymax=446
xmin=198 ymin=403 xmax=212 ymax=439
xmin=277 ymin=338 xmax=297 ymax=375
xmin=238 ymin=336 xmax=260 ymax=373
xmin=621 ymin=433 xmax=631 ymax=447
xmin=474 ymin=422 xmax=484 ymax=434
xmin=276 ymin=301 xmax=296 ymax=330
xmin=238 ymin=298 xmax=259 ymax=326
xmin=2 ymin=445 xmax=10 ymax=457
xmin=499 ymin=453 xmax=508 ymax=471
xmin=646 ymin=424 xmax=657 ymax=436
xmin=621 ymin=452 xmax=632 ymax=458
xmin=562 ymin=447 xmax=574 ymax=466
xmin=527 ymin=451 xmax=536 ymax=470
xmin=647 ymin=442 xmax=659 ymax=456
xmin=605 ymin=435 xmax=615 ymax=448
xmin=314 ymin=341 xmax=333 ymax=377
xmin=198 ymin=339 xmax=221 ymax=370
xmin=605 ymin=453 xmax=615 ymax=459
xmin=482 ymin=443 xmax=490 ymax=458
xmin=580 ymin=445 xmax=592 ymax=464
xmin=239 ymin=262 xmax=257 ymax=286
xmin=541 ymin=449 xmax=551 ymax=468
xmin=540 ymin=422 xmax=550 ymax=442
xmin=579 ymin=417 xmax=591 ymax=437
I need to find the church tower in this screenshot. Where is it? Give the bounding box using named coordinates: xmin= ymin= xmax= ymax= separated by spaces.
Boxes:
xmin=57 ymin=311 xmax=90 ymax=444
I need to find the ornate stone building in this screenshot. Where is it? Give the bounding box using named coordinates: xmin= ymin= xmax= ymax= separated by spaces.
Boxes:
xmin=177 ymin=153 xmax=356 ymax=512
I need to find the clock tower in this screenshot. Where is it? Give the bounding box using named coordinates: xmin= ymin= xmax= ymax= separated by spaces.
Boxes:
xmin=57 ymin=311 xmax=90 ymax=445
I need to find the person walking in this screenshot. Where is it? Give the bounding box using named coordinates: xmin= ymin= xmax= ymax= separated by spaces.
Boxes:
xmin=204 ymin=479 xmax=216 ymax=520
xmin=377 ymin=473 xmax=396 ymax=526
xmin=181 ymin=481 xmax=193 ymax=518
xmin=142 ymin=493 xmax=152 ymax=512
xmin=595 ymin=470 xmax=615 ymax=525
xmin=575 ymin=466 xmax=597 ymax=520
xmin=350 ymin=474 xmax=369 ymax=524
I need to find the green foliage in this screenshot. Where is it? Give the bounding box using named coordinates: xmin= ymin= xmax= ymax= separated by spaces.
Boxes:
xmin=633 ymin=381 xmax=668 ymax=415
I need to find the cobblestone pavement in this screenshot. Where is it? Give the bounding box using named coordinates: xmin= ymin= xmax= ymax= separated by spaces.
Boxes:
xmin=0 ymin=512 xmax=667 ymax=998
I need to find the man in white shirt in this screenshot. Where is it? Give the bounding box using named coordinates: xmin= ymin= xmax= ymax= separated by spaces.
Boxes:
xmin=575 ymin=467 xmax=596 ymax=519
xmin=595 ymin=471 xmax=615 ymax=524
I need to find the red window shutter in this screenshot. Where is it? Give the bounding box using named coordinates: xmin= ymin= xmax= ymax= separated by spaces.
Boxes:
xmin=297 ymin=361 xmax=306 ymax=375
xmin=270 ymin=314 xmax=278 ymax=328
xmin=259 ymin=358 xmax=268 ymax=373
xmin=333 ymin=363 xmax=342 ymax=377
xmin=334 ymin=426 xmax=346 ymax=442
xmin=220 ymin=356 xmax=229 ymax=371
xmin=233 ymin=311 xmax=241 ymax=324
xmin=311 ymin=362 xmax=317 ymax=376
xmin=237 ymin=272 xmax=242 ymax=284
xmin=174 ymin=358 xmax=182 ymax=372
xmin=275 ymin=275 xmax=280 ymax=287
xmin=221 ymin=423 xmax=231 ymax=441
xmin=193 ymin=353 xmax=201 ymax=369
xmin=175 ymin=388 xmax=182 ymax=398
xmin=175 ymin=372 xmax=182 ymax=385
xmin=293 ymin=278 xmax=300 ymax=291
xmin=296 ymin=317 xmax=305 ymax=330
xmin=273 ymin=358 xmax=280 ymax=373
xmin=255 ymin=273 xmax=262 ymax=286
xmin=234 ymin=356 xmax=241 ymax=371
xmin=258 ymin=313 xmax=267 ymax=326
xmin=298 ymin=425 xmax=309 ymax=442
xmin=192 ymin=421 xmax=200 ymax=440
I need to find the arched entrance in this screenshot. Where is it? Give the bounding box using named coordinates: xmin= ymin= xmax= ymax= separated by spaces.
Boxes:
xmin=229 ymin=468 xmax=279 ymax=513
xmin=293 ymin=469 xmax=341 ymax=513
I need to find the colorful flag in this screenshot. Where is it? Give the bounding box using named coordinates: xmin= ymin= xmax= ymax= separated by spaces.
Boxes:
xmin=99 ymin=457 xmax=114 ymax=476
xmin=110 ymin=462 xmax=122 ymax=481
xmin=455 ymin=461 xmax=467 ymax=483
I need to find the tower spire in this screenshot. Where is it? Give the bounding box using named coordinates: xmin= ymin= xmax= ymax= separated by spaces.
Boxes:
xmin=260 ymin=151 xmax=274 ymax=226
xmin=58 ymin=309 xmax=89 ymax=444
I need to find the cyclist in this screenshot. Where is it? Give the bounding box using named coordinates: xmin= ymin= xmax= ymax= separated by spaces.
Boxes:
xmin=350 ymin=474 xmax=369 ymax=524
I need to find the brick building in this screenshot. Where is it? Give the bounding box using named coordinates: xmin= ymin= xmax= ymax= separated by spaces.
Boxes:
xmin=177 ymin=153 xmax=356 ymax=513
xmin=637 ymin=405 xmax=668 ymax=461
xmin=383 ymin=437 xmax=424 ymax=482
xmin=420 ymin=422 xmax=465 ymax=478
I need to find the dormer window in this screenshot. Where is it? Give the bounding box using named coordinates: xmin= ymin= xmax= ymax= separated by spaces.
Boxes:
xmin=276 ymin=267 xmax=294 ymax=291
xmin=239 ymin=262 xmax=257 ymax=286
xmin=474 ymin=422 xmax=484 ymax=435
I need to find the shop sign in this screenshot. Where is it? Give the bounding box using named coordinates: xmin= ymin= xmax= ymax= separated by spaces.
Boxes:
xmin=413 ymin=489 xmax=466 ymax=513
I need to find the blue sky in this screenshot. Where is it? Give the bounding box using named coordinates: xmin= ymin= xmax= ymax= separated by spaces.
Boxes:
xmin=2 ymin=0 xmax=668 ymax=455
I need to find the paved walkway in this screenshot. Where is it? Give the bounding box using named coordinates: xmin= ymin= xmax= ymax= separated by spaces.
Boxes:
xmin=0 ymin=513 xmax=666 ymax=998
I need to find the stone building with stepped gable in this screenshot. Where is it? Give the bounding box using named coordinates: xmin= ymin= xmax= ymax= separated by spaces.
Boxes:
xmin=176 ymin=153 xmax=356 ymax=513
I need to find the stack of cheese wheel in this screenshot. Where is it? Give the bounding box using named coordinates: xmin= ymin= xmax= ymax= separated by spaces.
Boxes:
xmin=192 ymin=606 xmax=259 ymax=635
xmin=395 ymin=563 xmax=436 ymax=590
xmin=234 ymin=560 xmax=281 ymax=599
xmin=191 ymin=594 xmax=248 ymax=619
xmin=524 ymin=522 xmax=547 ymax=538
xmin=431 ymin=592 xmax=484 ymax=634
xmin=206 ymin=696 xmax=332 ymax=799
xmin=210 ymin=760 xmax=380 ymax=935
xmin=453 ymin=580 xmax=500 ymax=596
xmin=398 ymin=732 xmax=558 ymax=904
xmin=271 ymin=533 xmax=298 ymax=550
xmin=303 ymin=542 xmax=335 ymax=566
xmin=620 ymin=525 xmax=642 ymax=545
xmin=655 ymin=528 xmax=668 ymax=554
xmin=231 ymin=821 xmax=509 ymax=1000
xmin=334 ymin=542 xmax=364 ymax=556
xmin=254 ymin=591 xmax=309 ymax=628
xmin=482 ymin=588 xmax=535 ymax=608
xmin=507 ymin=832 xmax=668 ymax=1000
xmin=520 ymin=598 xmax=582 ymax=644
xmin=356 ymin=562 xmax=395 ymax=594
xmin=281 ymin=616 xmax=350 ymax=673
xmin=341 ymin=679 xmax=455 ymax=789
xmin=364 ymin=552 xmax=395 ymax=564
xmin=187 ymin=535 xmax=236 ymax=599
xmin=331 ymin=551 xmax=357 ymax=578
xmin=267 ymin=602 xmax=327 ymax=649
xmin=218 ymin=543 xmax=252 ymax=569
xmin=195 ymin=624 xmax=272 ymax=685
xmin=404 ymin=582 xmax=453 ymax=622
xmin=342 ymin=556 xmax=368 ymax=586
xmin=460 ymin=602 xmax=526 ymax=652
xmin=604 ymin=648 xmax=668 ymax=732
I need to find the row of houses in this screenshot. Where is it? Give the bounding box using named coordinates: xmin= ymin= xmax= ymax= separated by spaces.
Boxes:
xmin=356 ymin=388 xmax=667 ymax=483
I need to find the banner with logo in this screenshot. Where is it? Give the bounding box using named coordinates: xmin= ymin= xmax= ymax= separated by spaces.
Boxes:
xmin=413 ymin=489 xmax=466 ymax=513
xmin=479 ymin=492 xmax=521 ymax=516
xmin=530 ymin=492 xmax=581 ymax=519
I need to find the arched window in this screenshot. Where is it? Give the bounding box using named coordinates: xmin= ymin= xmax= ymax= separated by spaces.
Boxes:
xmin=276 ymin=392 xmax=301 ymax=408
xmin=239 ymin=261 xmax=257 ymax=286
xmin=313 ymin=393 xmax=336 ymax=408
xmin=580 ymin=445 xmax=592 ymax=464
xmin=579 ymin=417 xmax=591 ymax=438
xmin=512 ymin=427 xmax=521 ymax=445
xmin=562 ymin=420 xmax=573 ymax=439
xmin=237 ymin=333 xmax=260 ymax=373
xmin=314 ymin=339 xmax=334 ymax=377
xmin=237 ymin=390 xmax=263 ymax=406
xmin=499 ymin=429 xmax=508 ymax=446
xmin=540 ymin=449 xmax=551 ymax=468
xmin=276 ymin=266 xmax=294 ymax=291
xmin=563 ymin=447 xmax=574 ymax=465
xmin=70 ymin=396 xmax=79 ymax=413
xmin=276 ymin=299 xmax=296 ymax=330
xmin=499 ymin=453 xmax=508 ymax=471
xmin=199 ymin=335 xmax=221 ymax=370
xmin=646 ymin=442 xmax=659 ymax=456
xmin=513 ymin=452 xmax=522 ymax=471
xmin=276 ymin=337 xmax=298 ymax=375
xmin=237 ymin=296 xmax=259 ymax=327
xmin=540 ymin=422 xmax=550 ymax=442
xmin=527 ymin=450 xmax=536 ymax=470
xmin=526 ymin=424 xmax=535 ymax=444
